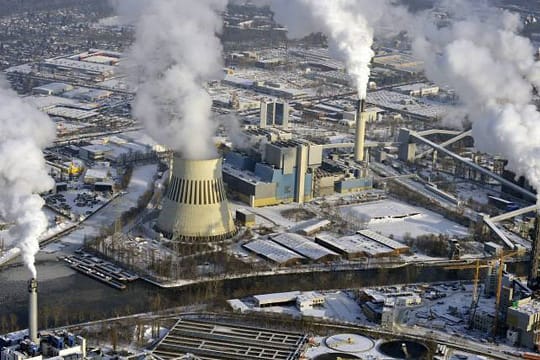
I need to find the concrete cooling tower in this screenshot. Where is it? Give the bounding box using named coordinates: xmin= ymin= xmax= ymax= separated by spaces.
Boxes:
xmin=157 ymin=156 xmax=236 ymax=242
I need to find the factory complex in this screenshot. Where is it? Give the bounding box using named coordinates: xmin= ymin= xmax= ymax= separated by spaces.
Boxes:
xmin=3 ymin=1 xmax=540 ymax=360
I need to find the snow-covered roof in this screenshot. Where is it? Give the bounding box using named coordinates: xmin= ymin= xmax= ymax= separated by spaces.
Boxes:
xmin=243 ymin=239 xmax=305 ymax=264
xmin=271 ymin=233 xmax=338 ymax=261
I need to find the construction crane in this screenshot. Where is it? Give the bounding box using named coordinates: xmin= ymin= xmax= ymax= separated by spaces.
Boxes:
xmin=444 ymin=250 xmax=521 ymax=336
xmin=445 ymin=259 xmax=493 ymax=328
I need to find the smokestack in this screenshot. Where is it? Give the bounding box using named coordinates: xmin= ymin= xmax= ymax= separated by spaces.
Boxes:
xmin=28 ymin=278 xmax=38 ymax=343
xmin=354 ymin=99 xmax=367 ymax=162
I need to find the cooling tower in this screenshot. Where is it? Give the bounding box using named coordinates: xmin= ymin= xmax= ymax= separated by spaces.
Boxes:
xmin=157 ymin=156 xmax=236 ymax=241
xmin=28 ymin=278 xmax=38 ymax=343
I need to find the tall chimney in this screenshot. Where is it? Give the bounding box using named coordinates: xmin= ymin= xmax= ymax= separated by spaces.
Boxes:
xmin=28 ymin=278 xmax=38 ymax=343
xmin=354 ymin=99 xmax=366 ymax=162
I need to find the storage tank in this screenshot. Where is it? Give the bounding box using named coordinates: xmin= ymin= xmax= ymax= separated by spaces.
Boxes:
xmin=377 ymin=340 xmax=429 ymax=359
xmin=157 ymin=156 xmax=236 ymax=242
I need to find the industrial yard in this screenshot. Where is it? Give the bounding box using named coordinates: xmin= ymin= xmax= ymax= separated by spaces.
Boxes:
xmin=1 ymin=1 xmax=540 ymax=360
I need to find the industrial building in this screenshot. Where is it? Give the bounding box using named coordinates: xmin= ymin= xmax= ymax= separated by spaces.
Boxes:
xmin=506 ymin=298 xmax=540 ymax=349
xmin=152 ymin=318 xmax=307 ymax=360
xmin=157 ymin=156 xmax=237 ymax=242
xmin=270 ymin=233 xmax=339 ymax=262
xmin=224 ymin=136 xmax=372 ymax=206
xmin=250 ymin=291 xmax=325 ymax=310
xmin=260 ymin=100 xmax=289 ymax=128
xmin=0 ymin=331 xmax=86 ymax=360
xmin=0 ymin=279 xmax=86 ymax=360
xmin=223 ymin=140 xmax=316 ymax=206
xmin=315 ymin=231 xmax=407 ymax=259
xmin=35 ymin=49 xmax=122 ymax=82
xmin=243 ymin=239 xmax=306 ymax=265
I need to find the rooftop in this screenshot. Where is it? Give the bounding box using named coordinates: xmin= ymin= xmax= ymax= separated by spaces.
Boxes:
xmin=243 ymin=239 xmax=305 ymax=264
xmin=271 ymin=233 xmax=338 ymax=261
xmin=152 ymin=318 xmax=307 ymax=360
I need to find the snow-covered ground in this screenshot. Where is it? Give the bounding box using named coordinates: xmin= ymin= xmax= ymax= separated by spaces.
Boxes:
xmin=456 ymin=182 xmax=500 ymax=205
xmin=341 ymin=199 xmax=469 ymax=240
xmin=40 ymin=164 xmax=158 ymax=253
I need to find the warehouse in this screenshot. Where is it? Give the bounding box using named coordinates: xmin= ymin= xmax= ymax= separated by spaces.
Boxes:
xmin=243 ymin=239 xmax=305 ymax=265
xmin=253 ymin=291 xmax=301 ymax=307
xmin=270 ymin=233 xmax=339 ymax=262
xmin=152 ymin=318 xmax=307 ymax=360
xmin=357 ymin=229 xmax=409 ymax=254
xmin=315 ymin=234 xmax=398 ymax=259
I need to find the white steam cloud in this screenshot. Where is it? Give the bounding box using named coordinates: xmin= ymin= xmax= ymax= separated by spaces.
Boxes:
xmin=123 ymin=0 xmax=227 ymax=160
xmin=266 ymin=0 xmax=540 ymax=199
xmin=266 ymin=0 xmax=409 ymax=99
xmin=268 ymin=0 xmax=373 ymax=99
xmin=411 ymin=0 xmax=540 ymax=199
xmin=0 ymin=77 xmax=55 ymax=278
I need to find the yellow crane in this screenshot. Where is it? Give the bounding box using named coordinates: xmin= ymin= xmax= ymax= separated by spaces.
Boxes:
xmin=444 ymin=250 xmax=521 ymax=336
xmin=445 ymin=259 xmax=492 ymax=328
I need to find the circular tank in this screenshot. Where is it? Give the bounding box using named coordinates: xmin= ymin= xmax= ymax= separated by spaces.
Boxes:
xmin=157 ymin=156 xmax=237 ymax=242
xmin=325 ymin=334 xmax=374 ymax=353
xmin=313 ymin=353 xmax=361 ymax=360
xmin=377 ymin=340 xmax=429 ymax=359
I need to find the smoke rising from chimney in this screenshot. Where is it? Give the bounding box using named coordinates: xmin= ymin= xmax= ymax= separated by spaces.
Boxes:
xmin=121 ymin=0 xmax=227 ymax=160
xmin=268 ymin=0 xmax=540 ymax=198
xmin=267 ymin=0 xmax=376 ymax=99
xmin=0 ymin=77 xmax=55 ymax=278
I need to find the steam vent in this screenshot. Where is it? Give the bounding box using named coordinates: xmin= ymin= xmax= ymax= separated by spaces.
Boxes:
xmin=157 ymin=156 xmax=236 ymax=242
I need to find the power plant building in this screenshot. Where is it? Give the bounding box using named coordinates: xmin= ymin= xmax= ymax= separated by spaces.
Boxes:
xmin=260 ymin=100 xmax=289 ymax=128
xmin=0 ymin=279 xmax=86 ymax=360
xmin=224 ymin=132 xmax=373 ymax=207
xmin=223 ymin=140 xmax=316 ymax=207
xmin=157 ymin=157 xmax=236 ymax=241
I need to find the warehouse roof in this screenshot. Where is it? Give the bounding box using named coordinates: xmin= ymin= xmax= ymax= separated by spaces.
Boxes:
xmin=316 ymin=233 xmax=394 ymax=257
xmin=243 ymin=239 xmax=305 ymax=264
xmin=357 ymin=229 xmax=409 ymax=252
xmin=271 ymin=233 xmax=338 ymax=261
xmin=253 ymin=291 xmax=301 ymax=306
xmin=45 ymin=106 xmax=99 ymax=120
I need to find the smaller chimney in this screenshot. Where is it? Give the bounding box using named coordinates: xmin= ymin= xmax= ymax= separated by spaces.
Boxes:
xmin=28 ymin=278 xmax=38 ymax=343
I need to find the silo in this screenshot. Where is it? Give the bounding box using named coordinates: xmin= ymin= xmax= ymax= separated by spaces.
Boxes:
xmin=157 ymin=156 xmax=236 ymax=242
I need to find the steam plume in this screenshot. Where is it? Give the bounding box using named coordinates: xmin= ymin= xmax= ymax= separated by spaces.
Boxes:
xmin=411 ymin=0 xmax=540 ymax=199
xmin=0 ymin=77 xmax=55 ymax=277
xmin=123 ymin=0 xmax=227 ymax=159
xmin=268 ymin=0 xmax=373 ymax=99
xmin=266 ymin=0 xmax=409 ymax=99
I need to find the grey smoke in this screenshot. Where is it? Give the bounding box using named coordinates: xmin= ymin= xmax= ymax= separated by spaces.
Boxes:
xmin=122 ymin=0 xmax=228 ymax=160
xmin=0 ymin=77 xmax=55 ymax=278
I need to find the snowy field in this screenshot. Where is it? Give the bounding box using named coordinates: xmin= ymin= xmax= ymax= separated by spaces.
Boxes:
xmin=455 ymin=182 xmax=500 ymax=205
xmin=341 ymin=199 xmax=469 ymax=240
